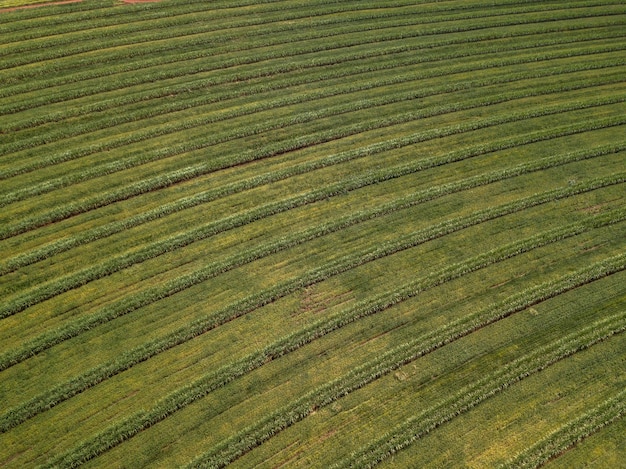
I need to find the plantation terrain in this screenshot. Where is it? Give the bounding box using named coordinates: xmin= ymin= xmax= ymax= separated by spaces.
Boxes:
xmin=0 ymin=0 xmax=625 ymax=467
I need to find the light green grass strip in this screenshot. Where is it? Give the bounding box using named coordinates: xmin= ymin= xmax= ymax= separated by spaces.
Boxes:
xmin=1 ymin=175 xmax=620 ymax=432
xmin=331 ymin=311 xmax=626 ymax=469
xmin=501 ymin=389 xmax=626 ymax=469
xmin=38 ymin=218 xmax=626 ymax=469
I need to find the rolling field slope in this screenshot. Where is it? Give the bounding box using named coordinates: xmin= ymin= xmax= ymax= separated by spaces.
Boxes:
xmin=0 ymin=0 xmax=625 ymax=467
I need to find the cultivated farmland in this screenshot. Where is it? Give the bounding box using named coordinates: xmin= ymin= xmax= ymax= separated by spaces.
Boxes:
xmin=0 ymin=0 xmax=625 ymax=467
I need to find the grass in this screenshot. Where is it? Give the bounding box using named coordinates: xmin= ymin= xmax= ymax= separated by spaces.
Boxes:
xmin=0 ymin=0 xmax=625 ymax=467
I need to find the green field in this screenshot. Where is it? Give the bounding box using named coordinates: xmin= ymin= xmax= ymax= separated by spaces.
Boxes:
xmin=0 ymin=0 xmax=625 ymax=467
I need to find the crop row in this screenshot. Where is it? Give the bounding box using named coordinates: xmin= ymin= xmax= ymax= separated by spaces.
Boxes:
xmin=4 ymin=0 xmax=610 ymax=45
xmin=4 ymin=132 xmax=624 ymax=319
xmin=2 ymin=120 xmax=623 ymax=283
xmin=3 ymin=173 xmax=624 ymax=378
xmin=4 ymin=29 xmax=623 ymax=159
xmin=36 ymin=225 xmax=626 ymax=469
xmin=2 ymin=136 xmax=623 ymax=318
xmin=4 ymin=21 xmax=623 ymax=131
xmin=4 ymin=0 xmax=553 ymax=65
xmin=200 ymin=268 xmax=626 ymax=469
xmin=4 ymin=1 xmax=619 ymax=91
xmin=4 ymin=0 xmax=470 ymax=55
xmin=4 ymin=70 xmax=624 ymax=209
xmin=3 ymin=45 xmax=624 ymax=178
xmin=4 ymin=43 xmax=624 ymax=183
xmin=332 ymin=309 xmax=626 ymax=469
xmin=3 ymin=11 xmax=624 ymax=116
xmin=501 ymin=389 xmax=626 ymax=468
xmin=177 ymin=251 xmax=626 ymax=468
xmin=1 ymin=176 xmax=621 ymax=432
xmin=4 ymin=0 xmax=621 ymax=72
xmin=3 ymin=89 xmax=625 ymax=244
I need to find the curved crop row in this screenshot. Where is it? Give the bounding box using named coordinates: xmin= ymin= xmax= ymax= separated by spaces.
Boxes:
xmin=3 ymin=10 xmax=624 ymax=115
xmin=36 ymin=227 xmax=626 ymax=469
xmin=1 ymin=1 xmax=553 ymax=70
xmin=4 ymin=1 xmax=622 ymax=72
xmin=173 ymin=253 xmax=626 ymax=469
xmin=4 ymin=0 xmax=618 ymax=92
xmin=331 ymin=310 xmax=626 ymax=469
xmin=3 ymin=179 xmax=624 ymax=376
xmin=5 ymin=42 xmax=625 ymax=185
xmin=4 ymin=71 xmax=624 ymax=207
xmin=193 ymin=272 xmax=626 ymax=469
xmin=4 ymin=20 xmax=623 ymax=131
xmin=1 ymin=177 xmax=621 ymax=432
xmin=4 ymin=30 xmax=623 ymax=159
xmin=2 ymin=124 xmax=623 ymax=281
xmin=6 ymin=0 xmax=613 ymax=50
xmin=3 ymin=137 xmax=623 ymax=320
xmin=3 ymin=93 xmax=625 ymax=243
xmin=501 ymin=389 xmax=626 ymax=468
xmin=5 ymin=0 xmax=485 ymax=58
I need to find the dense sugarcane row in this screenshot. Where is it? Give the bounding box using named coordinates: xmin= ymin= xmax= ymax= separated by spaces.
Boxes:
xmin=1 ymin=176 xmax=621 ymax=433
xmin=3 ymin=60 xmax=624 ymax=204
xmin=21 ymin=0 xmax=624 ymax=45
xmin=4 ymin=1 xmax=621 ymax=92
xmin=4 ymin=31 xmax=624 ymax=162
xmin=5 ymin=44 xmax=625 ymax=189
xmin=4 ymin=164 xmax=622 ymax=374
xmin=4 ymin=136 xmax=623 ymax=323
xmin=501 ymin=389 xmax=626 ymax=468
xmin=332 ymin=310 xmax=626 ymax=469
xmin=36 ymin=222 xmax=626 ymax=469
xmin=4 ymin=0 xmax=621 ymax=73
xmin=3 ymin=0 xmax=615 ymax=36
xmin=3 ymin=93 xmax=625 ymax=244
xmin=188 ymin=257 xmax=626 ymax=469
xmin=4 ymin=20 xmax=624 ymax=136
xmin=3 ymin=7 xmax=624 ymax=116
xmin=5 ymin=0 xmax=573 ymax=65
xmin=2 ymin=112 xmax=624 ymax=279
xmin=2 ymin=1 xmax=625 ymax=466
xmin=0 ymin=38 xmax=620 ymax=167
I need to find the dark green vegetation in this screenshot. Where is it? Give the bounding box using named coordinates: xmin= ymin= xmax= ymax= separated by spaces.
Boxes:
xmin=0 ymin=0 xmax=625 ymax=467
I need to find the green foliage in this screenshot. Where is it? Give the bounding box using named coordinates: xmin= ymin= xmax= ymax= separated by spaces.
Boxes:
xmin=0 ymin=178 xmax=621 ymax=431
xmin=501 ymin=389 xmax=626 ymax=468
xmin=1 ymin=0 xmax=625 ymax=467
